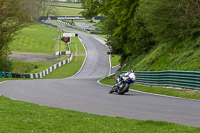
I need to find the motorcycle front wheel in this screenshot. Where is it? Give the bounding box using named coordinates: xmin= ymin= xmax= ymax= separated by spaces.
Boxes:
xmin=109 ymin=86 xmax=118 ymax=94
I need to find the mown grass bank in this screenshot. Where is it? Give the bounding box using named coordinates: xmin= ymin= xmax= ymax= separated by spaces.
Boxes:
xmin=122 ymin=38 xmax=200 ymax=72
xmin=99 ymin=75 xmax=200 ymax=100
xmin=52 ymin=3 xmax=83 ymax=16
xmin=10 ymin=24 xmax=58 ymax=54
xmin=0 ymin=96 xmax=199 ymax=132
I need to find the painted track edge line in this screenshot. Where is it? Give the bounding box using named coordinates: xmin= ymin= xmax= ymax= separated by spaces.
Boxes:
xmin=0 ymin=81 xmax=7 ymax=96
xmin=91 ymin=35 xmax=111 ymax=75
xmin=64 ymin=37 xmax=88 ymax=79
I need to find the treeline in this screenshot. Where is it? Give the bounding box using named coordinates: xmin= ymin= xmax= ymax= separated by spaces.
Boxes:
xmin=81 ymin=0 xmax=200 ymax=63
xmin=0 ymin=0 xmax=58 ymax=71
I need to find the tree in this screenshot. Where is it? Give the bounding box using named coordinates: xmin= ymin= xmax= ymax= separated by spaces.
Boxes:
xmin=102 ymin=0 xmax=140 ymax=59
xmin=39 ymin=0 xmax=58 ymax=20
xmin=21 ymin=0 xmax=58 ymax=21
xmin=80 ymin=0 xmax=102 ymax=19
xmin=80 ymin=0 xmax=156 ymax=62
xmin=138 ymin=0 xmax=200 ymax=43
xmin=0 ymin=0 xmax=32 ymax=71
xmin=22 ymin=0 xmax=41 ymax=21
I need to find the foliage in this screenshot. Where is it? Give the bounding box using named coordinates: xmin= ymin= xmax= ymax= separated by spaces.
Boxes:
xmin=80 ymin=0 xmax=102 ymax=19
xmin=11 ymin=61 xmax=54 ymax=74
xmin=102 ymin=0 xmax=140 ymax=61
xmin=80 ymin=0 xmax=154 ymax=62
xmin=122 ymin=36 xmax=200 ymax=71
xmin=138 ymin=0 xmax=200 ymax=43
xmin=0 ymin=55 xmax=12 ymax=72
xmin=11 ymin=61 xmax=35 ymax=73
xmin=22 ymin=0 xmax=58 ymax=21
xmin=0 ymin=0 xmax=32 ymax=71
xmin=81 ymin=0 xmax=200 ymax=71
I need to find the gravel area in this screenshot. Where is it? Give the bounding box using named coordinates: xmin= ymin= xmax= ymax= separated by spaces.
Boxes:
xmin=9 ymin=51 xmax=60 ymax=63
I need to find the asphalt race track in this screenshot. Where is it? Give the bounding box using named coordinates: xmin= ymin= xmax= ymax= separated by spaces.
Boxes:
xmin=0 ymin=23 xmax=200 ymax=127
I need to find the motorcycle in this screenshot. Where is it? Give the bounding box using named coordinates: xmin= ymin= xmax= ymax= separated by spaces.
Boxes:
xmin=109 ymin=70 xmax=136 ymax=95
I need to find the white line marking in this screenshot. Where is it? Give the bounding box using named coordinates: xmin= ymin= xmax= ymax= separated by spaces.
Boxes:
xmin=91 ymin=35 xmax=111 ymax=75
xmin=66 ymin=37 xmax=88 ymax=78
xmin=0 ymin=81 xmax=7 ymax=96
xmin=0 ymin=81 xmax=7 ymax=84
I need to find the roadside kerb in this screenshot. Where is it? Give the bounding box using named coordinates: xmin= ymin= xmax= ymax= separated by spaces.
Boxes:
xmin=29 ymin=53 xmax=73 ymax=79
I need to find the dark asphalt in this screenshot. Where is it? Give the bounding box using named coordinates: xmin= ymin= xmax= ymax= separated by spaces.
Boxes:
xmin=0 ymin=23 xmax=200 ymax=127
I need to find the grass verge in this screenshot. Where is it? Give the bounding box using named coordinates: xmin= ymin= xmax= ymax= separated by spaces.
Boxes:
xmin=0 ymin=78 xmax=19 ymax=82
xmin=11 ymin=61 xmax=55 ymax=74
xmin=70 ymin=37 xmax=85 ymax=53
xmin=111 ymin=55 xmax=120 ymax=67
xmin=43 ymin=56 xmax=85 ymax=79
xmin=99 ymin=75 xmax=200 ymax=100
xmin=0 ymin=96 xmax=199 ymax=132
xmin=53 ymin=5 xmax=83 ymax=16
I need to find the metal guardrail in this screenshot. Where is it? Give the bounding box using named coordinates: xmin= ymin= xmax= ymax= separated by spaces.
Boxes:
xmin=116 ymin=70 xmax=200 ymax=90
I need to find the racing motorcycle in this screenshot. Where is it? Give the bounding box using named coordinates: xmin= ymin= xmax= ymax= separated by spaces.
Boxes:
xmin=109 ymin=70 xmax=136 ymax=95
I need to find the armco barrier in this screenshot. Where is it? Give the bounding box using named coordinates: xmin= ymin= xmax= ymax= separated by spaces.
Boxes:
xmin=0 ymin=72 xmax=13 ymax=78
xmin=116 ymin=70 xmax=200 ymax=90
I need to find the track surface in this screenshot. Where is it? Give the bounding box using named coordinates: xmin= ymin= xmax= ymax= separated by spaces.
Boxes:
xmin=0 ymin=23 xmax=200 ymax=127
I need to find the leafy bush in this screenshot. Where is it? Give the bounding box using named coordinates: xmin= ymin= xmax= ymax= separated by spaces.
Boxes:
xmin=0 ymin=55 xmax=12 ymax=72
xmin=11 ymin=61 xmax=35 ymax=73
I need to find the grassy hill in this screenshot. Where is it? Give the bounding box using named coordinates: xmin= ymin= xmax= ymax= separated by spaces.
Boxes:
xmin=121 ymin=37 xmax=200 ymax=72
xmin=52 ymin=3 xmax=83 ymax=16
xmin=10 ymin=24 xmax=67 ymax=54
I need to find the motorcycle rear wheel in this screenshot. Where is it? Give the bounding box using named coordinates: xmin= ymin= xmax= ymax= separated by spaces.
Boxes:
xmin=118 ymin=83 xmax=129 ymax=95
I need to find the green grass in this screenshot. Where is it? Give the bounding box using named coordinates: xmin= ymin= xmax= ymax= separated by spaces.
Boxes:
xmin=54 ymin=56 xmax=69 ymax=61
xmin=55 ymin=40 xmax=69 ymax=52
xmin=123 ymin=37 xmax=200 ymax=72
xmin=10 ymin=24 xmax=59 ymax=54
xmin=53 ymin=3 xmax=83 ymax=16
xmin=53 ymin=6 xmax=83 ymax=16
xmin=0 ymin=78 xmax=21 ymax=82
xmin=0 ymin=96 xmax=199 ymax=132
xmin=11 ymin=61 xmax=55 ymax=74
xmin=99 ymin=75 xmax=200 ymax=100
xmin=93 ymin=21 xmax=103 ymax=28
xmin=70 ymin=37 xmax=85 ymax=53
xmin=8 ymin=35 xmax=85 ymax=79
xmin=29 ymin=63 xmax=55 ymax=73
xmin=56 ymin=3 xmax=82 ymax=8
xmin=43 ymin=56 xmax=85 ymax=79
xmin=111 ymin=55 xmax=121 ymax=67
xmin=95 ymin=34 xmax=107 ymax=39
